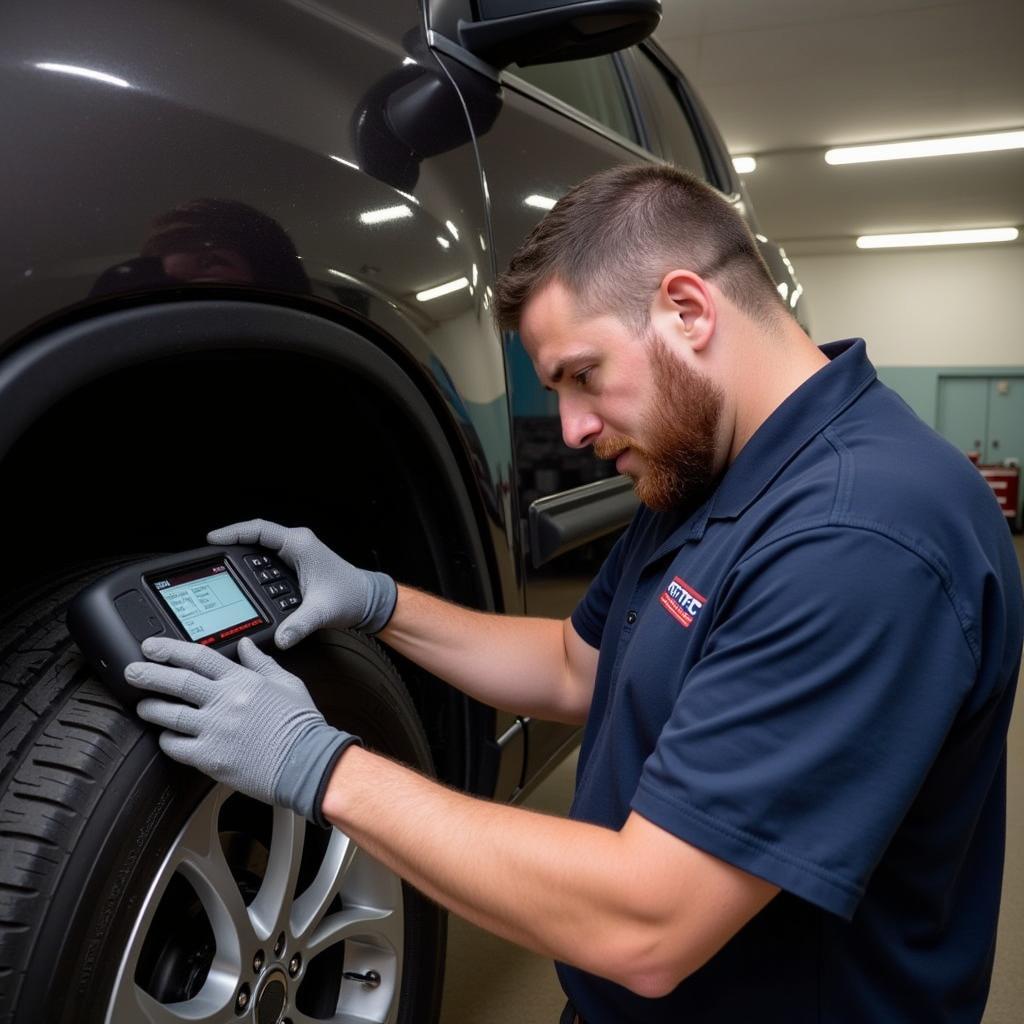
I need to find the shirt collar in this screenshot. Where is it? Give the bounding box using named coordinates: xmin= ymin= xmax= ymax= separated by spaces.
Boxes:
xmin=707 ymin=337 xmax=876 ymax=522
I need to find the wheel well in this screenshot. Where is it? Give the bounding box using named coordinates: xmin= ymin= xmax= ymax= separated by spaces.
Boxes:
xmin=0 ymin=302 xmax=501 ymax=790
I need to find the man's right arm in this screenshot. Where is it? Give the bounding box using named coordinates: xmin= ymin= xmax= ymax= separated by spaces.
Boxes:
xmin=204 ymin=519 xmax=599 ymax=723
xmin=378 ymin=584 xmax=598 ymax=725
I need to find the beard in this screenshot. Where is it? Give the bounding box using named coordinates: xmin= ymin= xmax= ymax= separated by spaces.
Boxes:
xmin=594 ymin=335 xmax=725 ymax=514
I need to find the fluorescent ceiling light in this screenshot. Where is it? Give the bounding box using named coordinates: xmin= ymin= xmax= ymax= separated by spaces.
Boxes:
xmin=36 ymin=62 xmax=130 ymax=88
xmin=826 ymin=129 xmax=1024 ymax=165
xmin=416 ymin=277 xmax=470 ymax=302
xmin=856 ymin=228 xmax=1019 ymax=249
xmin=359 ymin=204 xmax=413 ymax=225
xmin=330 ymin=155 xmax=360 ymax=170
xmin=525 ymin=194 xmax=556 ymax=210
xmin=445 ymin=220 xmax=460 ymax=240
xmin=436 ymin=235 xmax=451 ymax=249
xmin=732 ymin=156 xmax=757 ymax=174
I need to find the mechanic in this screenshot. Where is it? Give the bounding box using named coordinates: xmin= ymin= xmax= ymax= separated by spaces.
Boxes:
xmin=124 ymin=163 xmax=1023 ymax=1023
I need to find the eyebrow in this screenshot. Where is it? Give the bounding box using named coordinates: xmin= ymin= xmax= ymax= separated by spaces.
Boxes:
xmin=541 ymin=351 xmax=600 ymax=390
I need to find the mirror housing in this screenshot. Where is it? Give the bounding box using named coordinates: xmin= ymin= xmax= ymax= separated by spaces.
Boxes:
xmin=458 ymin=0 xmax=661 ymax=70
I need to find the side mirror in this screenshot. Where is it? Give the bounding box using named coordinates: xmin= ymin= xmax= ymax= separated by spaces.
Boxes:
xmin=458 ymin=0 xmax=661 ymax=70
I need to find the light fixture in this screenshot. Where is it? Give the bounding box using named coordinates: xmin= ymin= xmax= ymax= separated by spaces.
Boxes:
xmin=36 ymin=62 xmax=130 ymax=88
xmin=826 ymin=129 xmax=1024 ymax=165
xmin=416 ymin=277 xmax=470 ymax=302
xmin=445 ymin=220 xmax=460 ymax=240
xmin=525 ymin=194 xmax=556 ymax=210
xmin=732 ymin=156 xmax=757 ymax=174
xmin=436 ymin=236 xmax=451 ymax=249
xmin=856 ymin=228 xmax=1019 ymax=249
xmin=359 ymin=204 xmax=413 ymax=225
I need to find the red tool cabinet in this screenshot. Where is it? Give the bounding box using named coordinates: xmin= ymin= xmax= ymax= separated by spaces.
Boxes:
xmin=978 ymin=465 xmax=1020 ymax=529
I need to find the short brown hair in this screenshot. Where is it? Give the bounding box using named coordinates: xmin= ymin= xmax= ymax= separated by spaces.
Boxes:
xmin=493 ymin=163 xmax=786 ymax=335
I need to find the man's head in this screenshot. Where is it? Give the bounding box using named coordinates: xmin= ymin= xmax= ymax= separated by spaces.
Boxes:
xmin=493 ymin=162 xmax=785 ymax=339
xmin=495 ymin=163 xmax=790 ymax=514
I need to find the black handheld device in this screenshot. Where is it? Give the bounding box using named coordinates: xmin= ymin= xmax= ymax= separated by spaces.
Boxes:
xmin=67 ymin=544 xmax=302 ymax=704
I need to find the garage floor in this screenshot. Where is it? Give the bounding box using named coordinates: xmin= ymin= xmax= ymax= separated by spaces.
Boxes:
xmin=440 ymin=535 xmax=1024 ymax=1024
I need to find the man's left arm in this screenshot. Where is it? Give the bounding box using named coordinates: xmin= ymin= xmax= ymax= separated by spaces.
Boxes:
xmin=322 ymin=745 xmax=779 ymax=999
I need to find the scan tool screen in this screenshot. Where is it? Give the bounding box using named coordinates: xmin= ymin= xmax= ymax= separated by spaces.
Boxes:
xmin=147 ymin=560 xmax=267 ymax=646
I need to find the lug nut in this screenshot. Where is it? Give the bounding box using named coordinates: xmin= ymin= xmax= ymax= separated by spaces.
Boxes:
xmin=253 ymin=949 xmax=264 ymax=973
xmin=288 ymin=953 xmax=302 ymax=977
xmin=273 ymin=931 xmax=286 ymax=957
xmin=235 ymin=984 xmax=251 ymax=1013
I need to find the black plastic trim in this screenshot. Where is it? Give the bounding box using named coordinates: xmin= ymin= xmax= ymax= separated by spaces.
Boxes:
xmin=633 ymin=40 xmax=727 ymax=192
xmin=528 ymin=475 xmax=638 ymax=567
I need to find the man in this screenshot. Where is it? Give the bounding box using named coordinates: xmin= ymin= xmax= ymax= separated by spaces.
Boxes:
xmin=124 ymin=163 xmax=1023 ymax=1022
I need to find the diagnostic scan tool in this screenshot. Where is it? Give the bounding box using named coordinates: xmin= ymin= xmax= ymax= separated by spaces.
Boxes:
xmin=67 ymin=545 xmax=301 ymax=704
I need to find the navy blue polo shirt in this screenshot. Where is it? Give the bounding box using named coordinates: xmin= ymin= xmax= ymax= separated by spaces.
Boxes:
xmin=559 ymin=339 xmax=1023 ymax=1023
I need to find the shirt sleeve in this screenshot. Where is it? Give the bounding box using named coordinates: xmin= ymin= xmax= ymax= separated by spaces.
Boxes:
xmin=570 ymin=507 xmax=647 ymax=649
xmin=630 ymin=525 xmax=977 ymax=919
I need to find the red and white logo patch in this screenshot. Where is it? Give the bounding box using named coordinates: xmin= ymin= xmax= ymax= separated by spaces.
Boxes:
xmin=659 ymin=576 xmax=706 ymax=629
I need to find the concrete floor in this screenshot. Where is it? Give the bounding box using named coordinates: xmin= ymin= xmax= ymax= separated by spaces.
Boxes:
xmin=440 ymin=536 xmax=1024 ymax=1023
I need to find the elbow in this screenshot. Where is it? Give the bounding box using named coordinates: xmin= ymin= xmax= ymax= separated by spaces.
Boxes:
xmin=597 ymin=925 xmax=696 ymax=1000
xmin=619 ymin=958 xmax=690 ymax=1001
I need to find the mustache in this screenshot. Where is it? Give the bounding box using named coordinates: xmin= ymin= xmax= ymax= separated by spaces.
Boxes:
xmin=593 ymin=436 xmax=638 ymax=460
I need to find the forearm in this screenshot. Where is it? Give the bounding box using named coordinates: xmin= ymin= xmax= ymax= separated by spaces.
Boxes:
xmin=322 ymin=745 xmax=656 ymax=991
xmin=378 ymin=584 xmax=589 ymax=723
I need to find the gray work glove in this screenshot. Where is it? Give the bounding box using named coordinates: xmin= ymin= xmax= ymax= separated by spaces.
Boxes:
xmin=206 ymin=518 xmax=397 ymax=648
xmin=124 ymin=635 xmax=362 ymax=826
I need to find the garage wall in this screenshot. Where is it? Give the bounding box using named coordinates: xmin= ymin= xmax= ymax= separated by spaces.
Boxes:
xmin=791 ymin=244 xmax=1024 ymax=425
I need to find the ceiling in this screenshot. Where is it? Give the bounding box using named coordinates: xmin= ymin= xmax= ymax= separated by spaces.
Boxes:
xmin=652 ymin=0 xmax=1024 ymax=256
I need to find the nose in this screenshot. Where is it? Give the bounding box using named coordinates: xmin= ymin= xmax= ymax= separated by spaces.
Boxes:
xmin=560 ymin=402 xmax=602 ymax=449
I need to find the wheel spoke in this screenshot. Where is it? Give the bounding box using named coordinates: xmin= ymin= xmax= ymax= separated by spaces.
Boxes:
xmin=129 ymin=985 xmax=236 ymax=1024
xmin=288 ymin=1011 xmax=370 ymax=1024
xmin=290 ymin=827 xmax=358 ymax=941
xmin=247 ymin=803 xmax=306 ymax=941
xmin=178 ymin=837 xmax=251 ymax=976
xmin=305 ymin=904 xmax=396 ymax=960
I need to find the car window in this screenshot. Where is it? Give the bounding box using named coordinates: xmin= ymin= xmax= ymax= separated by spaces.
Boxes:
xmin=509 ymin=54 xmax=639 ymax=145
xmin=630 ymin=48 xmax=709 ymax=180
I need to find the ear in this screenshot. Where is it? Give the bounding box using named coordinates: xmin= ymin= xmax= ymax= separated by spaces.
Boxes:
xmin=651 ymin=270 xmax=715 ymax=351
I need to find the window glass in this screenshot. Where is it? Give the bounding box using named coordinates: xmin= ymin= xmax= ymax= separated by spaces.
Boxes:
xmin=509 ymin=55 xmax=639 ymax=145
xmin=631 ymin=50 xmax=708 ymax=179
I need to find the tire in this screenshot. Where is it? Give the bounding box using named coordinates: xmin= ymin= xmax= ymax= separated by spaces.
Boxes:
xmin=0 ymin=561 xmax=446 ymax=1024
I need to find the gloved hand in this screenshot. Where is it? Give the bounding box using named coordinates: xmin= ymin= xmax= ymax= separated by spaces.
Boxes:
xmin=124 ymin=635 xmax=362 ymax=826
xmin=206 ymin=518 xmax=397 ymax=649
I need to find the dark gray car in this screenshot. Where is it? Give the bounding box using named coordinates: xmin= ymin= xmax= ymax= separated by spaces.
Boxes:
xmin=0 ymin=2 xmax=808 ymax=1022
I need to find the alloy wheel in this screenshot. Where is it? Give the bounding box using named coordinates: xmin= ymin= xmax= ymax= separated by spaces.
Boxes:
xmin=103 ymin=783 xmax=404 ymax=1024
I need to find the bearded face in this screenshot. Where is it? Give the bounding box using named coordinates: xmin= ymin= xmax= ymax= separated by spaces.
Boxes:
xmin=593 ymin=334 xmax=724 ymax=514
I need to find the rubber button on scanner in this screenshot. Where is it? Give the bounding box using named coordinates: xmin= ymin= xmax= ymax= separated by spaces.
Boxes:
xmin=626 ymin=610 xmax=637 ymax=625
